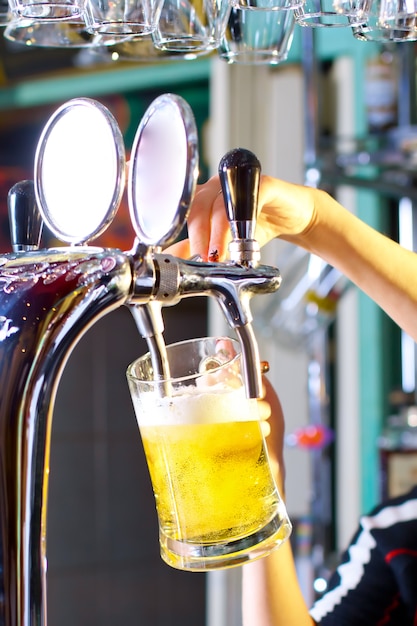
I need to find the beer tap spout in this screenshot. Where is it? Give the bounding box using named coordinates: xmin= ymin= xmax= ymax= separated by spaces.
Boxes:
xmin=234 ymin=323 xmax=262 ymax=400
xmin=129 ymin=302 xmax=172 ymax=396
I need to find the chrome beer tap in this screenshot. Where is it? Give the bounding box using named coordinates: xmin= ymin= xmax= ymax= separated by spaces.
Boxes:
xmin=133 ymin=147 xmax=280 ymax=398
xmin=0 ymin=93 xmax=281 ymax=626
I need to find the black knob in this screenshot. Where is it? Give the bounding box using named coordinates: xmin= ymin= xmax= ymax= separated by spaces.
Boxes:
xmin=218 ymin=148 xmax=261 ymax=240
xmin=8 ymin=180 xmax=43 ymax=252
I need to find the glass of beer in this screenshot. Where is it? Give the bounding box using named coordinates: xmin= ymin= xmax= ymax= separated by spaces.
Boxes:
xmin=126 ymin=336 xmax=292 ymax=571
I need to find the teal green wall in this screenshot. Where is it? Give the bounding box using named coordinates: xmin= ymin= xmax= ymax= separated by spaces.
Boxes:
xmin=357 ymin=192 xmax=403 ymax=512
xmin=357 ymin=192 xmax=389 ymax=512
xmin=0 ymin=58 xmax=211 ymax=110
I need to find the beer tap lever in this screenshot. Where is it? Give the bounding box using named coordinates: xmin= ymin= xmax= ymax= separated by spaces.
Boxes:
xmin=217 ymin=148 xmax=266 ymax=395
xmin=218 ymin=148 xmax=261 ymax=266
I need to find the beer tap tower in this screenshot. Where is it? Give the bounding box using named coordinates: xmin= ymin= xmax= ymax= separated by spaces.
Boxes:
xmin=0 ymin=93 xmax=281 ymax=626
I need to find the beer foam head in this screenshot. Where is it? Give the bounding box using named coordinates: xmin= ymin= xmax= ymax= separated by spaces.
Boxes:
xmin=134 ymin=383 xmax=260 ymax=426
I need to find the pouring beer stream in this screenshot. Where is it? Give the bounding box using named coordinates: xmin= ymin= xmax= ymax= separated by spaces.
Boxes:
xmin=0 ymin=93 xmax=282 ymax=626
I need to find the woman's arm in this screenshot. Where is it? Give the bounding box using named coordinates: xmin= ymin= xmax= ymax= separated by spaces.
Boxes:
xmin=242 ymin=539 xmax=316 ymax=626
xmin=288 ymin=184 xmax=417 ymax=343
xmin=243 ymin=378 xmax=316 ymax=626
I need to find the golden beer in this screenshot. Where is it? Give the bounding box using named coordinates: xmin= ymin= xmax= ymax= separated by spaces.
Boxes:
xmin=142 ymin=419 xmax=279 ymax=540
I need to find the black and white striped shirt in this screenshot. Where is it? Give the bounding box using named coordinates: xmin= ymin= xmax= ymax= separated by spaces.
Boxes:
xmin=310 ymin=486 xmax=417 ymax=625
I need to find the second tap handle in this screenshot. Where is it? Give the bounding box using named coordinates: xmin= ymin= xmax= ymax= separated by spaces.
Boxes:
xmin=8 ymin=180 xmax=43 ymax=252
xmin=218 ymin=148 xmax=261 ymax=241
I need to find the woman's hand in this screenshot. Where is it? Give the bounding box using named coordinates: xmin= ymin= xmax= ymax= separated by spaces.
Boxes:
xmin=258 ymin=376 xmax=286 ymax=495
xmin=167 ymin=174 xmax=318 ymax=261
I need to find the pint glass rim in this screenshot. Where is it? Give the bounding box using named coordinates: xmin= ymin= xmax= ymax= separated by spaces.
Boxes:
xmin=126 ymin=335 xmax=241 ymax=386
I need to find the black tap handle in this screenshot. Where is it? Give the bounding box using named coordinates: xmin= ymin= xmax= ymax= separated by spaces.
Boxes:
xmin=218 ymin=148 xmax=261 ymax=241
xmin=8 ymin=180 xmax=44 ymax=252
